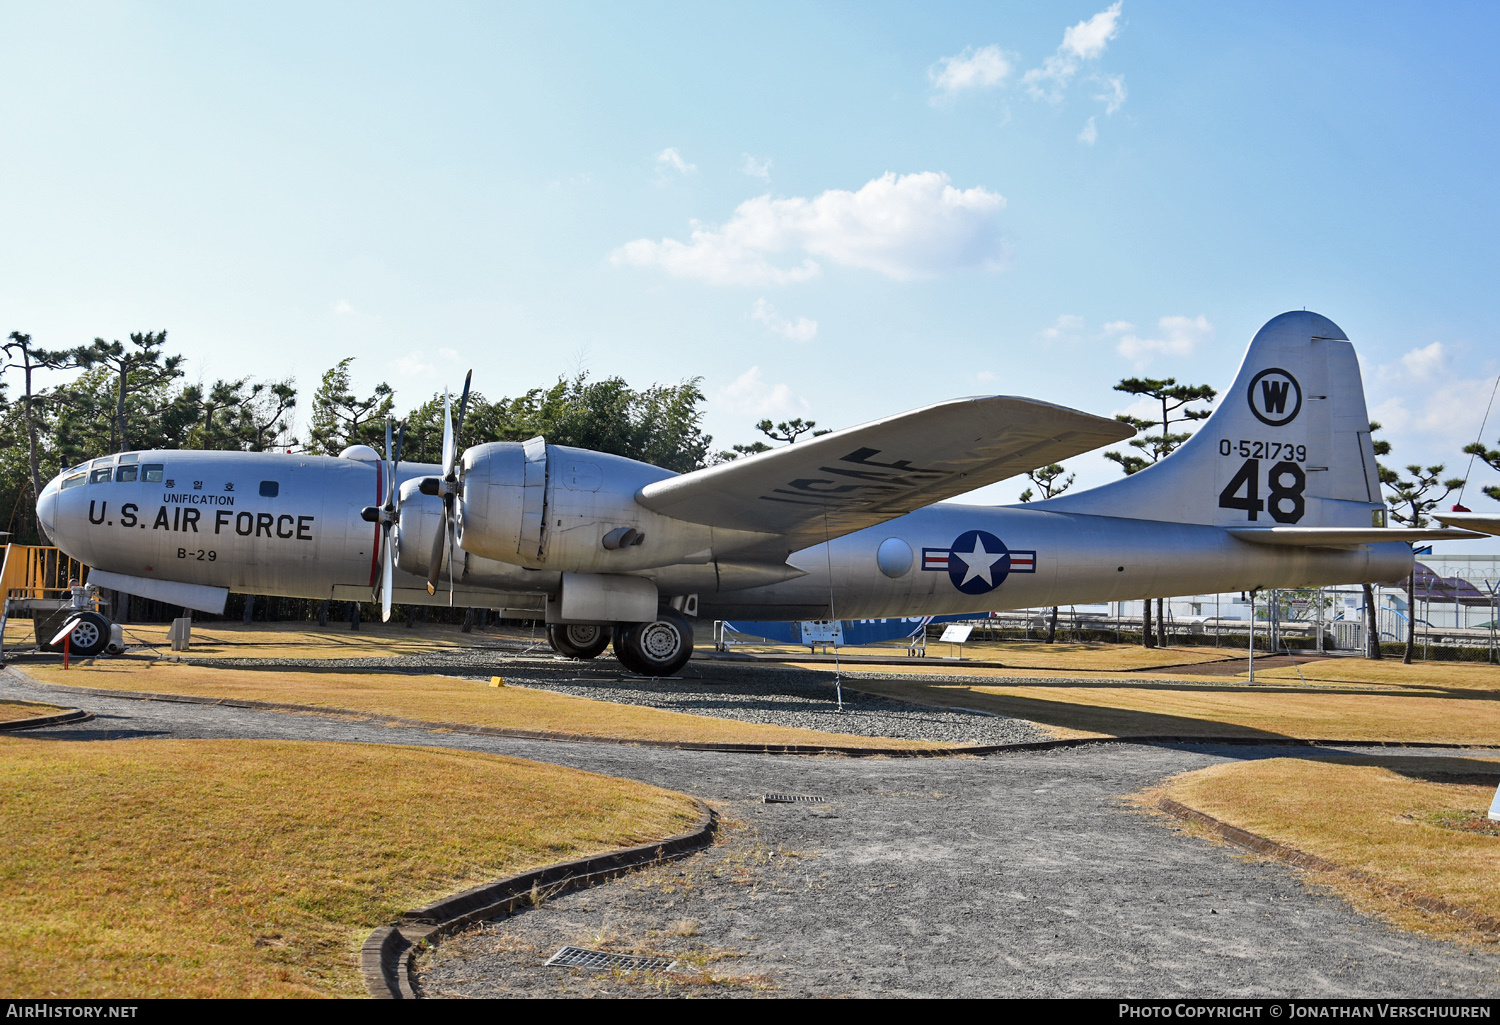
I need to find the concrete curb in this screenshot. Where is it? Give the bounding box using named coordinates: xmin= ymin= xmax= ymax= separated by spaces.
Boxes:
xmin=361 ymin=798 xmax=717 ymax=999
xmin=0 ymin=707 xmax=93 ymax=731
xmin=8 ymin=668 xmax=1500 ymax=757
xmin=1155 ymin=796 xmax=1500 ymax=939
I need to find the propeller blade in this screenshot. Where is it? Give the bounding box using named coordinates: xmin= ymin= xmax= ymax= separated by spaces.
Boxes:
xmin=426 ymin=508 xmax=446 ymax=596
xmin=440 ymin=387 xmax=455 ymax=479
xmin=384 ymin=419 xmax=395 ymax=508
xmin=381 ymin=533 xmax=394 ymax=623
xmin=446 ymin=496 xmax=457 ymax=606
xmin=454 ymin=370 xmax=473 ymax=449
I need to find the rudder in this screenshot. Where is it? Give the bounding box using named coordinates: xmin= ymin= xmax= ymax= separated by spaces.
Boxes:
xmin=1043 ymin=311 xmax=1384 ymax=528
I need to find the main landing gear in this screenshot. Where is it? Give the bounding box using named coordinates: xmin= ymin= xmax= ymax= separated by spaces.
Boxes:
xmin=545 ymin=623 xmax=611 ymax=660
xmin=543 ymin=609 xmax=695 ymax=677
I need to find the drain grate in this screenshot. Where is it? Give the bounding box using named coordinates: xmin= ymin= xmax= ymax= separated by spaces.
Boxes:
xmin=763 ymin=792 xmax=827 ymax=804
xmin=545 ymin=946 xmax=678 ymax=972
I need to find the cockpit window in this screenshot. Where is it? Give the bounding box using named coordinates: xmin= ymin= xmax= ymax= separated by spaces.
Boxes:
xmin=116 ymin=465 xmax=139 ymax=483
xmin=142 ymin=464 xmax=165 ymax=483
xmin=259 ymin=481 xmax=279 ymax=497
xmin=91 ymin=456 xmax=115 ymax=468
xmin=89 ymin=468 xmax=112 ymax=484
xmin=117 ymin=453 xmax=139 ymax=465
xmin=60 ymin=474 xmax=86 ymax=490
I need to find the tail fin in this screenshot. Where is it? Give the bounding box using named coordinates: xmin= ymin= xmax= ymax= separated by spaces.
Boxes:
xmin=1043 ymin=310 xmax=1384 ymax=528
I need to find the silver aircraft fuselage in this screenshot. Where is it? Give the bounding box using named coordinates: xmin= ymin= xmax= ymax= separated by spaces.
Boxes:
xmin=35 ymin=446 xmax=1412 ymax=621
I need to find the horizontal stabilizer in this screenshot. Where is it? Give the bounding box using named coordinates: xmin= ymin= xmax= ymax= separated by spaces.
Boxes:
xmin=1226 ymin=526 xmax=1485 ymax=549
xmin=1434 ymin=512 xmax=1500 ymax=537
xmin=638 ymin=395 xmax=1132 ymax=559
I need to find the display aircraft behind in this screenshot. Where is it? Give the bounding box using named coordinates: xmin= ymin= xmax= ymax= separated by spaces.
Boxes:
xmin=34 ymin=311 xmax=1484 ymax=675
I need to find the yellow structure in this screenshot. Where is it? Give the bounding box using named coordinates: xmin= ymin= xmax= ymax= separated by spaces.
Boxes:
xmin=0 ymin=543 xmax=90 ymax=602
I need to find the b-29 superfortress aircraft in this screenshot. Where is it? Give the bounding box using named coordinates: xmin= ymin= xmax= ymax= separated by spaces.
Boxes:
xmin=34 ymin=311 xmax=1484 ymax=675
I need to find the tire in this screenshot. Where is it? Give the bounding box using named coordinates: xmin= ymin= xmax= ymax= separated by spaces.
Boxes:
xmin=612 ymin=610 xmax=694 ymax=677
xmin=63 ymin=612 xmax=111 ymax=658
xmin=546 ymin=623 xmax=611 ymax=660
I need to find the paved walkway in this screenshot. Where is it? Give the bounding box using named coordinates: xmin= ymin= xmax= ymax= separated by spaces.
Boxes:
xmin=3 ymin=667 xmax=1497 ymax=998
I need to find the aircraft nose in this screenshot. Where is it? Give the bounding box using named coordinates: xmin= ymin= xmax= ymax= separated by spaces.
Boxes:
xmin=36 ymin=475 xmax=61 ymax=544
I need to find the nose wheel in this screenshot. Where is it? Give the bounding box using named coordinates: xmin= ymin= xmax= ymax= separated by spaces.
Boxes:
xmin=546 ymin=623 xmax=611 ymax=660
xmin=613 ymin=609 xmax=694 ymax=677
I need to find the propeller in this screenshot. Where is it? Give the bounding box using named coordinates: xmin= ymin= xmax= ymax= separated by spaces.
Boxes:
xmin=379 ymin=419 xmax=405 ymax=622
xmin=425 ymin=371 xmax=472 ymax=602
xmin=361 ymin=418 xmax=407 ymax=622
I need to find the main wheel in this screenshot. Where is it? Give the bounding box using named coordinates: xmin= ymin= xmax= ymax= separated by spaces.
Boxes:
xmin=63 ymin=611 xmax=111 ymax=657
xmin=546 ymin=623 xmax=611 ymax=660
xmin=612 ymin=610 xmax=694 ymax=677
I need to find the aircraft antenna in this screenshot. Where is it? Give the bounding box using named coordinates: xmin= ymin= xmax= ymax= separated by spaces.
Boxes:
xmin=1457 ymin=371 xmax=1500 ymax=507
xmin=821 ymin=505 xmax=844 ymax=712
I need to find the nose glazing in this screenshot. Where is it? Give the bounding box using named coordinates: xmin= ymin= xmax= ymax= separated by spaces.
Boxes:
xmin=35 ymin=477 xmax=61 ymax=544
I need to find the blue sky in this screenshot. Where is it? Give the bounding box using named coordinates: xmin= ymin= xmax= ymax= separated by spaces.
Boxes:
xmin=3 ymin=2 xmax=1499 ymax=550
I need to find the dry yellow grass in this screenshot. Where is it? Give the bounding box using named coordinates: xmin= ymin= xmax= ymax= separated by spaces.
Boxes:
xmin=743 ymin=639 xmax=1237 ymax=673
xmin=21 ymin=660 xmax=943 ymax=750
xmin=0 ymin=700 xmax=68 ymax=723
xmin=1154 ymin=756 xmax=1500 ymax=940
xmin=0 ymin=736 xmax=701 ymax=997
xmin=1252 ymin=659 xmax=1500 ymax=693
xmin=115 ymin=620 xmax=516 ymax=660
xmin=841 ymin=676 xmax=1500 ymax=744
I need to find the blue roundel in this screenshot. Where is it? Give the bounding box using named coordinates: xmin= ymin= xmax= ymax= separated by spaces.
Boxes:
xmin=946 ymin=530 xmax=1011 ymax=595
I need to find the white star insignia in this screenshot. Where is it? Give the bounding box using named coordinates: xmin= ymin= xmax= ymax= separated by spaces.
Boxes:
xmin=950 ymin=536 xmax=1007 ymax=587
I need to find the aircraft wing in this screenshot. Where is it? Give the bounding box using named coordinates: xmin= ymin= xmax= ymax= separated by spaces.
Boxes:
xmin=636 ymin=395 xmax=1134 ymax=558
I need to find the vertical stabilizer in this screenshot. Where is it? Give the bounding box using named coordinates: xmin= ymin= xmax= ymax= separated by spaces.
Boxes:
xmin=1043 ymin=311 xmax=1384 ymax=528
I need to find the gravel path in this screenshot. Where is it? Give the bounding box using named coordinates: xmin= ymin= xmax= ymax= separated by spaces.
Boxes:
xmin=466 ymin=662 xmax=1053 ymax=746
xmin=3 ymin=662 xmax=1498 ymax=998
xmin=26 ymin=648 xmax=1055 ymax=746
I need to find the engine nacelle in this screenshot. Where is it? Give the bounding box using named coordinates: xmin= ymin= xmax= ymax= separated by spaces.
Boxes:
xmin=456 ymin=439 xmax=746 ymax=573
xmin=393 ymin=480 xmax=451 ymax=580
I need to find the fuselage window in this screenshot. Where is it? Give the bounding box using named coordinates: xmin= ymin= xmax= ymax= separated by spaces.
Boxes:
xmin=116 ymin=465 xmax=139 ymax=483
xmin=117 ymin=453 xmax=139 ymax=465
xmin=89 ymin=468 xmax=112 ymax=484
xmin=60 ymin=474 xmax=86 ymax=490
xmin=142 ymin=464 xmax=165 ymax=483
xmin=259 ymin=481 xmax=279 ymax=498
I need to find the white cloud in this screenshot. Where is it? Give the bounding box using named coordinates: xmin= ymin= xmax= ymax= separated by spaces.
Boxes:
xmin=611 ymin=171 xmax=1007 ymax=286
xmin=750 ymin=298 xmax=818 ymax=342
xmin=656 ymin=147 xmax=696 ymax=177
xmin=332 ymin=300 xmax=355 ymax=315
xmin=929 ymin=45 xmax=1013 ymax=99
xmin=715 ymin=366 xmax=807 ymax=418
xmin=1039 ymin=314 xmax=1085 ymax=341
xmin=1397 ymin=341 xmax=1448 ymax=381
xmin=1103 ymin=320 xmax=1134 ymax=335
xmin=1371 ymin=343 xmax=1497 ymax=453
xmin=1078 ymin=117 xmax=1098 ymax=145
xmin=1116 ymin=314 xmax=1213 ymax=367
xmin=1094 ymin=74 xmax=1127 ymax=114
xmin=437 ymin=347 xmax=459 ymax=361
xmin=742 ymin=155 xmax=771 ymax=182
xmin=392 ymin=352 xmax=434 ymax=378
xmin=1064 ymin=2 xmax=1123 ymax=59
xmin=1023 ymin=3 xmax=1124 ymax=103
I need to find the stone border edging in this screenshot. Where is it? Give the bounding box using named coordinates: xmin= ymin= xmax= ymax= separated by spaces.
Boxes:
xmin=0 ymin=707 xmax=92 ymax=731
xmin=1154 ymin=796 xmax=1500 ymax=938
xmin=8 ymin=668 xmax=1500 ymax=757
xmin=360 ymin=798 xmax=716 ymax=999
